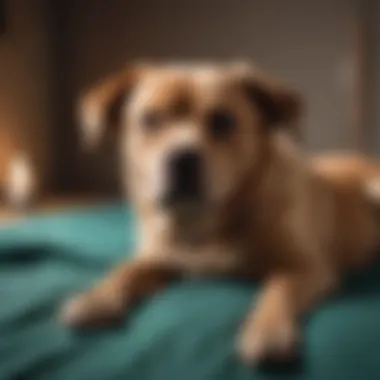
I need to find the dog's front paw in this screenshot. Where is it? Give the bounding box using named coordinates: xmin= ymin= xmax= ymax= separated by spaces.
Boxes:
xmin=59 ymin=288 xmax=127 ymax=327
xmin=236 ymin=311 xmax=299 ymax=365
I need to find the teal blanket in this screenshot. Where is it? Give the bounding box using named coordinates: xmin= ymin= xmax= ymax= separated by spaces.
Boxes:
xmin=1 ymin=203 xmax=380 ymax=380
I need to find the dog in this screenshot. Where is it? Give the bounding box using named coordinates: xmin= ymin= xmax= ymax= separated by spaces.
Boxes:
xmin=60 ymin=61 xmax=380 ymax=364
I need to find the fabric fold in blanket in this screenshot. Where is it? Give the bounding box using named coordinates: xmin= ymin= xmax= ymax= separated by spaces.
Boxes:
xmin=1 ymin=203 xmax=380 ymax=380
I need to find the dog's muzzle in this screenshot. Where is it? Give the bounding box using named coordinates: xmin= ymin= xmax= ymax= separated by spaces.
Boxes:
xmin=161 ymin=148 xmax=204 ymax=209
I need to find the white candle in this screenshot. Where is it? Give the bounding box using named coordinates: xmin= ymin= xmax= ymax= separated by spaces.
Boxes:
xmin=6 ymin=152 xmax=35 ymax=208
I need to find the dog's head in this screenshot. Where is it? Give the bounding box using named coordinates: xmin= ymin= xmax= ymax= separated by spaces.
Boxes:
xmin=79 ymin=62 xmax=301 ymax=213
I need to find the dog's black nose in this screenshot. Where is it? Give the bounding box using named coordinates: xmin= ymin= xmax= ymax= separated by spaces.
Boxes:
xmin=164 ymin=148 xmax=204 ymax=207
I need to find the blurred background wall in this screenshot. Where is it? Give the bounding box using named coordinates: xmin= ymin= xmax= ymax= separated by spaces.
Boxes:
xmin=0 ymin=0 xmax=56 ymax=196
xmin=0 ymin=0 xmax=378 ymax=201
xmin=367 ymin=0 xmax=380 ymax=155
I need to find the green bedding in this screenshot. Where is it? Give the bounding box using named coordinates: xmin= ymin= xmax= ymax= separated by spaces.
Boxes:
xmin=1 ymin=203 xmax=380 ymax=380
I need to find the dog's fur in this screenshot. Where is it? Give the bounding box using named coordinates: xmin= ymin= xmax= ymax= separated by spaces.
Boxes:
xmin=60 ymin=62 xmax=380 ymax=364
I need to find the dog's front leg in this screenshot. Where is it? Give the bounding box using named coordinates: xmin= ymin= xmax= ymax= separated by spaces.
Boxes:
xmin=237 ymin=266 xmax=336 ymax=364
xmin=60 ymin=258 xmax=174 ymax=327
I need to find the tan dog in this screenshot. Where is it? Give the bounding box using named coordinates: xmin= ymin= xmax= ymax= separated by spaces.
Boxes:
xmin=60 ymin=62 xmax=380 ymax=364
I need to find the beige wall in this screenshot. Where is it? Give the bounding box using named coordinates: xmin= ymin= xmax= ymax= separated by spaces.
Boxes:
xmin=60 ymin=0 xmax=358 ymax=193
xmin=0 ymin=0 xmax=54 ymax=193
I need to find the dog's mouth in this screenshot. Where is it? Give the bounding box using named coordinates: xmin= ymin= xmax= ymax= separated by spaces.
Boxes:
xmin=159 ymin=179 xmax=206 ymax=212
xmin=159 ymin=192 xmax=205 ymax=212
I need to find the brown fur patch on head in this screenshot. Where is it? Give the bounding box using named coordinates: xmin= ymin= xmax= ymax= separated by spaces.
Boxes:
xmin=78 ymin=65 xmax=143 ymax=148
xmin=231 ymin=62 xmax=302 ymax=136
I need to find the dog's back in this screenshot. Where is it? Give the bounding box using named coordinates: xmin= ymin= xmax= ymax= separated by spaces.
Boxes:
xmin=311 ymin=154 xmax=380 ymax=269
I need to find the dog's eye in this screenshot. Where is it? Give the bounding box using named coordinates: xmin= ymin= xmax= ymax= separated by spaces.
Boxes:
xmin=207 ymin=109 xmax=236 ymax=139
xmin=141 ymin=111 xmax=162 ymax=131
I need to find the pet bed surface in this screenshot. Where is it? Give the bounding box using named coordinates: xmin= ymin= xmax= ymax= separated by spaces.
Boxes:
xmin=0 ymin=203 xmax=380 ymax=380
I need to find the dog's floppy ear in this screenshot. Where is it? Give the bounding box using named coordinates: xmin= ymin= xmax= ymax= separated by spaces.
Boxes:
xmin=78 ymin=65 xmax=142 ymax=149
xmin=233 ymin=63 xmax=302 ymax=133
